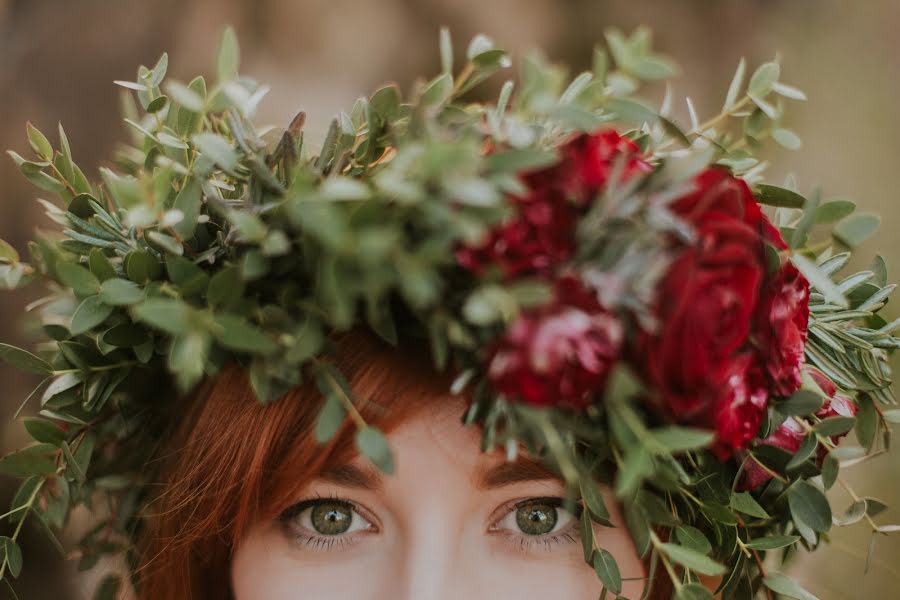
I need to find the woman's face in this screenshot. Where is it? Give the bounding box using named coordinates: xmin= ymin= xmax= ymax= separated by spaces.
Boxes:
xmin=231 ymin=398 xmax=645 ymax=599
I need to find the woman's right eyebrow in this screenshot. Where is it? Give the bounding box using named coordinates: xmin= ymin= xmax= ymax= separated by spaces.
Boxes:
xmin=317 ymin=463 xmax=384 ymax=489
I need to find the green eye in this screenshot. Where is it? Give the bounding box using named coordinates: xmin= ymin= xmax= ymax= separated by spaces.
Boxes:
xmin=515 ymin=500 xmax=560 ymax=536
xmin=309 ymin=500 xmax=354 ymax=535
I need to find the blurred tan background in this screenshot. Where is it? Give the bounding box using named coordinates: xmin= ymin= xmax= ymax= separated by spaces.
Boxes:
xmin=1 ymin=0 xmax=898 ymax=598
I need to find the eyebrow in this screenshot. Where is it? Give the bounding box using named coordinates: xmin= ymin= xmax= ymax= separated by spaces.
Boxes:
xmin=476 ymin=457 xmax=559 ymax=489
xmin=317 ymin=463 xmax=384 ymax=490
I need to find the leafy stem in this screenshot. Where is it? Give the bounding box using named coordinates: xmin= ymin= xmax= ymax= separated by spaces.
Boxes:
xmin=0 ymin=479 xmax=45 ymax=580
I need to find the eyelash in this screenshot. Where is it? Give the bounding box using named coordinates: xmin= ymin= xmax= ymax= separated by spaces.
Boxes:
xmin=277 ymin=494 xmax=583 ymax=554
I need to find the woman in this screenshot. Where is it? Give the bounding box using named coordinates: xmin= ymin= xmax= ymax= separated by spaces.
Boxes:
xmin=137 ymin=328 xmax=652 ymax=599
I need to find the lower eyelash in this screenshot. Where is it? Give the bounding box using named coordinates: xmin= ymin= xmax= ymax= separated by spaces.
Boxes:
xmin=293 ymin=533 xmax=356 ymax=552
xmin=503 ymin=530 xmax=581 ymax=555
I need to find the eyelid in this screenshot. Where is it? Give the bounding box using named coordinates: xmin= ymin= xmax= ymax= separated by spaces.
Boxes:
xmin=487 ymin=496 xmax=581 ymax=533
xmin=279 ymin=495 xmax=381 ymax=537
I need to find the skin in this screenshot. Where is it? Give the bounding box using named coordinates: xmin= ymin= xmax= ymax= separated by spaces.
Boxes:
xmin=231 ymin=398 xmax=646 ymax=599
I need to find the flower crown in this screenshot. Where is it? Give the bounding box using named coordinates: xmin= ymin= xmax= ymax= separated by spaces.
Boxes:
xmin=1 ymin=26 xmax=898 ymax=600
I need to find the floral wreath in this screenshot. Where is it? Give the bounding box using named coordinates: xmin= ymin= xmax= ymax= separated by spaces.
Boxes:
xmin=1 ymin=26 xmax=898 ymax=600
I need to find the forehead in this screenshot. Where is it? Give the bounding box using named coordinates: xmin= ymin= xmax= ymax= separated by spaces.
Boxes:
xmin=318 ymin=397 xmax=560 ymax=492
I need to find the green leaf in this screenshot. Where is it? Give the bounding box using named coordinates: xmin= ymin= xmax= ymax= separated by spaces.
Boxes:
xmin=772 ymin=128 xmax=802 ymax=150
xmin=56 ymin=262 xmax=100 ymax=296
xmin=216 ymin=26 xmax=241 ymax=82
xmin=778 ymin=390 xmax=824 ymax=416
xmin=132 ymin=298 xmax=192 ymax=335
xmin=763 ymin=572 xmax=820 ymax=600
xmin=813 ymin=416 xmax=856 ymax=436
xmin=0 ymin=343 xmax=53 ymax=375
xmin=748 ymin=62 xmax=780 ymax=97
xmin=791 ymin=253 xmax=848 ymax=308
xmin=192 ymin=132 xmax=238 ymax=173
xmin=88 ymin=248 xmax=116 ymax=282
xmin=580 ymin=480 xmax=612 ymax=526
xmin=659 ymin=543 xmax=726 ymax=576
xmin=815 ymin=200 xmax=856 ymax=225
xmin=166 ymin=80 xmax=206 ymax=113
xmin=211 ymin=313 xmax=278 ymax=354
xmin=650 ymin=426 xmax=714 ymax=453
xmin=356 ymin=426 xmax=394 ymax=475
xmin=755 ymin=184 xmax=805 ymax=208
xmin=834 ymin=499 xmax=868 ymax=526
xmin=786 ymin=434 xmax=818 ymax=470
xmin=314 ymin=395 xmax=346 ymax=443
xmin=731 ymin=491 xmax=770 ymax=519
xmin=485 ymin=149 xmax=558 ymax=173
xmin=676 ymin=583 xmax=714 ymax=600
xmin=99 ymin=278 xmax=144 ymax=306
xmin=833 ymin=213 xmax=881 ymax=248
xmin=70 ymin=295 xmax=114 ymax=335
xmin=723 ymin=57 xmax=747 ymax=111
xmin=23 ymin=418 xmax=66 ymax=446
xmin=1 ymin=536 xmax=23 ymax=579
xmin=744 ymin=535 xmax=800 ymax=551
xmin=26 ymin=122 xmax=54 ymax=160
xmin=592 ymin=549 xmax=622 ymax=594
xmin=0 ymin=444 xmax=58 ymax=477
xmin=788 ymin=480 xmax=831 ymax=533
xmin=675 ymin=525 xmax=712 ymax=555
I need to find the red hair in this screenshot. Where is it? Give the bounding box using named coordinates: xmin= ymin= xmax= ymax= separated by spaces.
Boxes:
xmin=135 ymin=329 xmax=449 ymax=598
xmin=135 ymin=327 xmax=673 ymax=598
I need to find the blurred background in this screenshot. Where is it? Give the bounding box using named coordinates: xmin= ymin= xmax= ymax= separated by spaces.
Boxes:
xmin=1 ymin=0 xmax=898 ymax=597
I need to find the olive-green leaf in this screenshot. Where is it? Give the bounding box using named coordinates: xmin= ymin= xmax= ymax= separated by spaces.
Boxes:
xmin=755 ymin=184 xmax=805 ymax=208
xmin=314 ymin=395 xmax=346 ymax=443
xmin=0 ymin=343 xmax=53 ymax=374
xmin=216 ymin=26 xmax=241 ymax=83
xmin=356 ymin=426 xmax=394 ymax=475
xmin=26 ymin=122 xmax=53 ymax=160
xmin=99 ymin=278 xmax=144 ymax=306
xmin=744 ymin=535 xmax=800 ymax=551
xmin=192 ymin=132 xmax=238 ymax=172
xmin=675 ymin=583 xmax=714 ymax=600
xmin=211 ymin=313 xmax=278 ymax=354
xmin=731 ymin=491 xmax=770 ymax=519
xmin=1 ymin=536 xmax=23 ymax=578
xmin=787 ymin=480 xmax=831 ymax=533
xmin=650 ymin=426 xmax=714 ymax=453
xmin=659 ymin=543 xmax=726 ymax=576
xmin=56 ymin=262 xmax=100 ymax=296
xmin=833 ymin=213 xmax=881 ymax=248
xmin=763 ymin=572 xmax=820 ymax=600
xmin=674 ymin=525 xmax=711 ymax=555
xmin=71 ymin=295 xmax=114 ymax=335
xmin=132 ymin=298 xmax=192 ymax=335
xmin=0 ymin=444 xmax=58 ymax=477
xmin=778 ymin=390 xmax=824 ymax=416
xmin=23 ymin=417 xmax=66 ymax=446
xmin=592 ymin=549 xmax=621 ymax=594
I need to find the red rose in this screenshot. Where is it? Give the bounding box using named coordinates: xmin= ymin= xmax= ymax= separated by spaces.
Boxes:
xmin=525 ymin=129 xmax=652 ymax=205
xmin=487 ymin=275 xmax=623 ymax=409
xmin=456 ymin=128 xmax=651 ymax=278
xmin=636 ymin=168 xmax=767 ymax=416
xmin=754 ymin=262 xmax=810 ymax=397
xmin=454 ymin=188 xmax=577 ymax=277
xmin=707 ymin=355 xmax=770 ymax=460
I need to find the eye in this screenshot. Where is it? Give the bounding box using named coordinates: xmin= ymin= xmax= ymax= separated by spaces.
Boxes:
xmin=494 ymin=498 xmax=578 ymax=537
xmin=281 ymin=498 xmax=374 ymax=538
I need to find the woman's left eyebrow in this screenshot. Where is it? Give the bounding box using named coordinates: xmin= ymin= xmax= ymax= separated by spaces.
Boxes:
xmin=476 ymin=458 xmax=559 ymax=489
xmin=318 ymin=463 xmax=383 ymax=489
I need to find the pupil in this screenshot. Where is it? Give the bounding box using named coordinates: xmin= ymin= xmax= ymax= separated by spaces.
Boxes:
xmin=310 ymin=501 xmax=353 ymax=535
xmin=516 ymin=501 xmax=558 ymax=536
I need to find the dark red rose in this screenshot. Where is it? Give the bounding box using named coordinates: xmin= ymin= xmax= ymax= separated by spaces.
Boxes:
xmin=707 ymin=354 xmax=770 ymax=460
xmin=635 ymin=168 xmax=768 ymax=416
xmin=740 ymin=366 xmax=856 ymax=489
xmin=454 ymin=188 xmax=577 ymax=278
xmin=486 ymin=275 xmax=623 ymax=409
xmin=754 ymin=262 xmax=810 ymax=397
xmin=456 ymin=128 xmax=651 ymax=278
xmin=524 ymin=129 xmax=653 ymax=205
xmin=738 ymin=417 xmax=805 ymax=490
